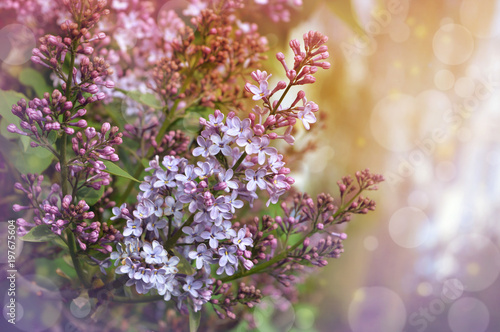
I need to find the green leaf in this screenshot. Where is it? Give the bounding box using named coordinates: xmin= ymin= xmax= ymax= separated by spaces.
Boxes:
xmin=0 ymin=89 xmax=28 ymax=140
xmin=77 ymin=185 xmax=105 ymax=205
xmin=188 ymin=306 xmax=201 ymax=332
xmin=102 ymin=160 xmax=140 ymax=183
xmin=21 ymin=225 xmax=57 ymax=242
xmin=10 ymin=139 xmax=54 ymax=174
xmin=172 ymin=248 xmax=195 ymax=275
xmin=19 ymin=67 xmax=52 ymax=97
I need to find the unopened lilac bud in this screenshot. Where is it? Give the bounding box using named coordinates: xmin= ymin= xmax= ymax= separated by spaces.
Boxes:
xmin=303 ymin=237 xmax=310 ymax=247
xmin=276 ymin=52 xmax=285 ymax=61
xmin=63 ymin=101 xmax=73 ymax=110
xmin=101 ymin=122 xmax=110 ymax=134
xmin=85 ymin=127 xmax=97 ymax=139
xmin=7 ymin=124 xmax=27 ymax=136
xmin=104 ymin=81 xmax=114 ymax=88
xmin=317 ymin=223 xmax=324 ymax=230
xmin=83 ymin=46 xmax=94 ymax=54
xmin=109 ymin=154 xmax=119 ymax=161
xmin=96 ymin=92 xmax=106 ymax=100
xmin=253 ymin=124 xmax=265 ymax=136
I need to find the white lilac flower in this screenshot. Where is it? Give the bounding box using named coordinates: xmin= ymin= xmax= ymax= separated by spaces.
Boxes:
xmin=153 ymin=170 xmax=176 ymax=188
xmin=163 ymin=255 xmax=180 ymax=274
xmin=175 ymin=164 xmax=196 ymax=183
xmin=146 ymin=218 xmax=167 ymax=239
xmin=208 ymin=195 xmax=230 ymax=219
xmin=221 ymin=220 xmax=237 ymax=238
xmin=134 ymin=267 xmax=152 ymax=283
xmin=141 ymin=240 xmax=168 ymax=264
xmin=162 ymin=155 xmax=181 ymax=172
xmin=192 ymin=136 xmax=212 ymax=158
xmin=158 ymin=275 xmax=180 ymax=301
xmin=225 ymin=190 xmax=244 ymax=213
xmin=233 ymin=227 xmax=253 ymax=251
xmin=139 ymin=181 xmax=154 ymax=198
xmin=201 ymin=226 xmax=226 ymax=249
xmin=194 ymin=161 xmax=212 ymax=180
xmin=183 ymin=275 xmax=203 ymax=298
xmin=255 ymin=135 xmax=278 ymax=165
xmin=268 ymin=153 xmax=285 ymax=173
xmin=133 ymin=199 xmax=155 ymax=219
xmin=110 ymin=203 xmax=127 ymax=220
xmin=123 ymin=218 xmax=143 ymax=237
xmin=188 ymin=243 xmax=213 ymax=270
xmin=297 ymin=103 xmax=317 ymax=130
xmin=164 ymin=196 xmax=183 ymax=223
xmin=216 ymin=263 xmax=236 ymax=276
xmin=236 ymin=130 xmax=261 ymax=154
xmin=245 ymin=169 xmax=267 ymax=191
xmin=218 ymin=245 xmax=237 ymax=267
xmin=116 ymin=257 xmax=136 ymax=278
xmin=217 ymin=169 xmax=239 ymax=192
xmin=246 ymin=80 xmax=270 ymax=100
xmin=208 ymin=134 xmax=233 ymax=156
xmin=225 ymin=117 xmax=252 ymax=137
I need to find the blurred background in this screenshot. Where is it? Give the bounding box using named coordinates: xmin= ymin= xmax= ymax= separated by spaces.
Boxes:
xmin=2 ymin=0 xmax=500 ymax=331
xmin=275 ymin=0 xmax=500 ymax=331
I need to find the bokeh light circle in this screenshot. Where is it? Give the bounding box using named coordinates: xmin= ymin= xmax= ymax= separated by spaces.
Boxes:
xmin=370 ymin=94 xmax=416 ymax=152
xmin=434 ymin=69 xmax=455 ymax=90
xmin=254 ymin=296 xmax=295 ymax=331
xmin=348 ymin=287 xmax=406 ymax=332
xmin=70 ymin=297 xmax=92 ymax=319
xmin=433 ymin=24 xmax=474 ymax=65
xmin=448 ymin=297 xmax=489 ymax=332
xmin=441 ymin=234 xmax=500 ymax=292
xmin=363 ymin=236 xmax=379 ymax=251
xmin=309 ymin=146 xmax=335 ymax=174
xmin=389 ymin=206 xmax=431 ymax=248
xmin=0 ymin=24 xmax=36 ymax=66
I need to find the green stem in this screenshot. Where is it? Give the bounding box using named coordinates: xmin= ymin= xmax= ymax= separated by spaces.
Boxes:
xmin=60 ymin=40 xmax=77 ymax=197
xmin=66 ymin=228 xmax=90 ymax=288
xmin=165 ymin=214 xmax=195 ymax=250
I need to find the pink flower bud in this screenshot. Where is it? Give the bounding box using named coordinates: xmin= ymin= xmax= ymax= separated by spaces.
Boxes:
xmin=101 ymin=122 xmax=110 ymax=134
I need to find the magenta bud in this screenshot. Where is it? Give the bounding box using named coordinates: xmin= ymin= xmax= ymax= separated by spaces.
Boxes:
xmin=317 ymin=223 xmax=324 ymax=230
xmin=304 ymin=237 xmax=310 ymax=247
xmin=85 ymin=127 xmax=97 ymax=139
xmin=63 ymin=101 xmax=73 ymax=110
xmin=101 ymin=122 xmax=110 ymax=134
xmin=276 ymin=52 xmax=285 ymax=61
xmin=109 ymin=154 xmax=119 ymax=161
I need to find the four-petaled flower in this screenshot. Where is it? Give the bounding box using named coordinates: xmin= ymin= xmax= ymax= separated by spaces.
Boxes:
xmin=141 ymin=240 xmax=168 ymax=264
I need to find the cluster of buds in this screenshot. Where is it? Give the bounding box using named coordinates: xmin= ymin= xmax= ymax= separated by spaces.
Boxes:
xmin=13 ymin=175 xmax=94 ymax=236
xmin=8 ymin=90 xmax=85 ymax=139
xmin=209 ymin=281 xmax=263 ymax=320
xmin=151 ymin=4 xmax=268 ymax=110
xmin=74 ymin=220 xmax=121 ymax=253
